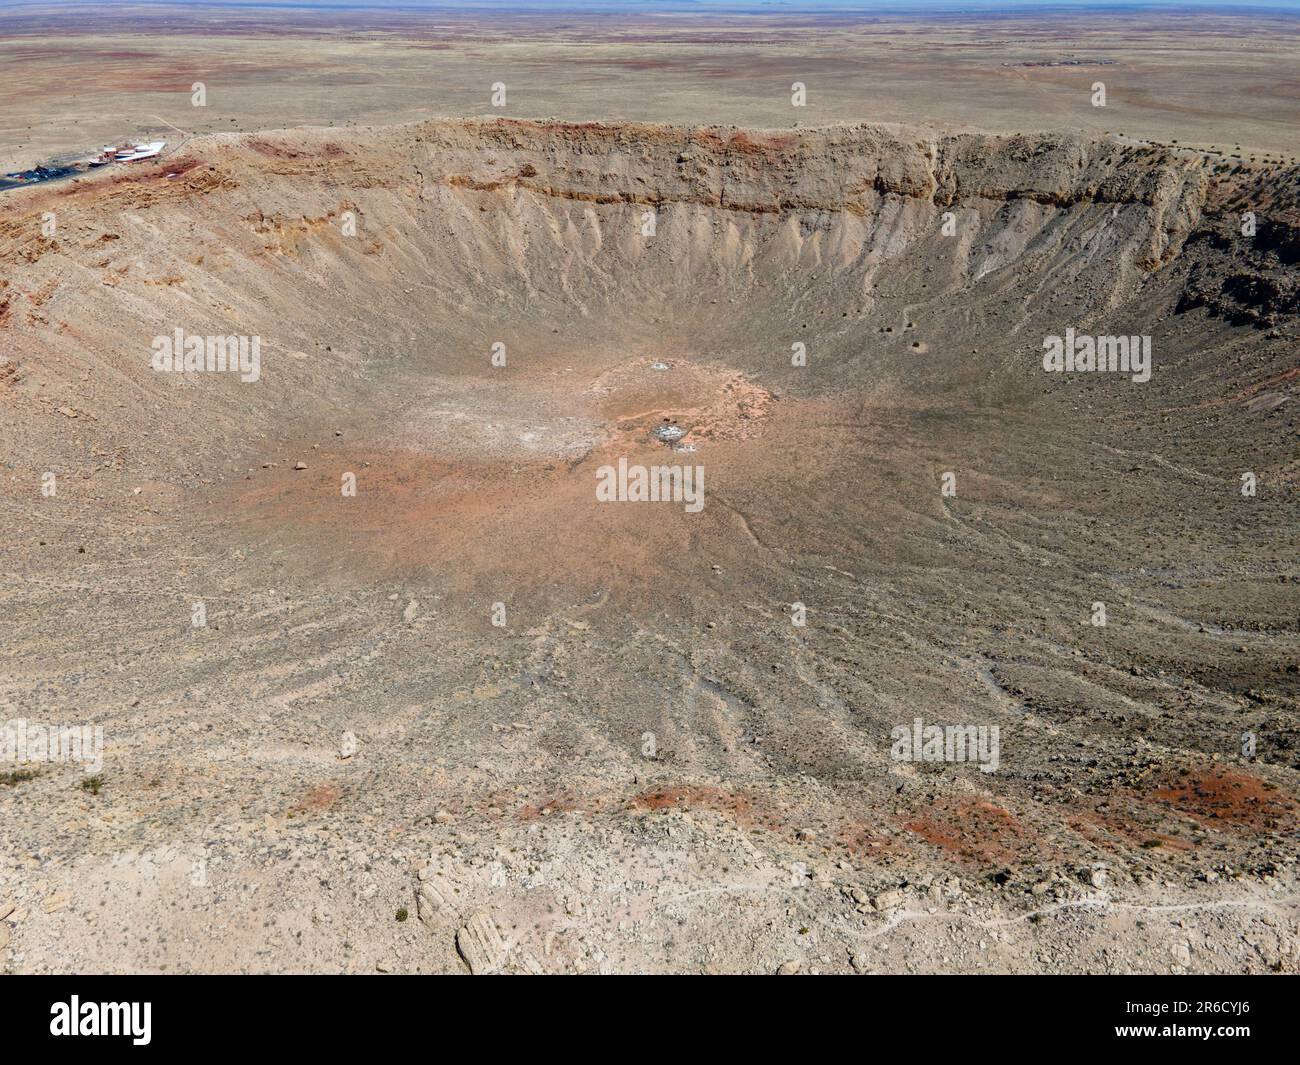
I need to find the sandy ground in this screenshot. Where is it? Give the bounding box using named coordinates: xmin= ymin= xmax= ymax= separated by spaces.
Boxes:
xmin=0 ymin=7 xmax=1297 ymax=975
xmin=2 ymin=3 xmax=1299 ymax=172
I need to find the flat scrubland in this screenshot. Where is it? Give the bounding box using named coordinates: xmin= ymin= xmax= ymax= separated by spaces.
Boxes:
xmin=2 ymin=4 xmax=1299 ymax=171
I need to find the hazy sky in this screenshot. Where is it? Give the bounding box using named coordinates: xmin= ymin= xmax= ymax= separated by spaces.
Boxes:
xmin=3 ymin=0 xmax=1298 ymax=9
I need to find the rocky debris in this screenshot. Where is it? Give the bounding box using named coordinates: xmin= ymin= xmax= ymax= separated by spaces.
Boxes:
xmin=414 ymin=867 xmax=452 ymax=927
xmin=415 ymin=885 xmax=442 ymax=925
xmin=456 ymin=912 xmax=507 ymax=975
xmin=41 ymin=892 xmax=70 ymax=914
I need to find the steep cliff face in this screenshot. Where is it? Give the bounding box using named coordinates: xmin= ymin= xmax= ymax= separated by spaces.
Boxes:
xmin=416 ymin=120 xmax=1193 ymax=211
xmin=0 ymin=118 xmax=1279 ymax=316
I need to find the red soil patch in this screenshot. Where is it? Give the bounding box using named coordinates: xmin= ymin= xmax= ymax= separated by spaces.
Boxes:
xmin=1149 ymin=769 xmax=1297 ymax=833
xmin=224 ymin=442 xmax=719 ymax=607
xmin=902 ymin=798 xmax=1048 ymax=869
xmin=632 ymin=785 xmax=786 ymax=834
xmin=688 ymin=128 xmax=799 ymax=156
xmin=288 ymin=782 xmax=343 ymax=816
xmin=163 ymin=157 xmax=203 ymax=178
